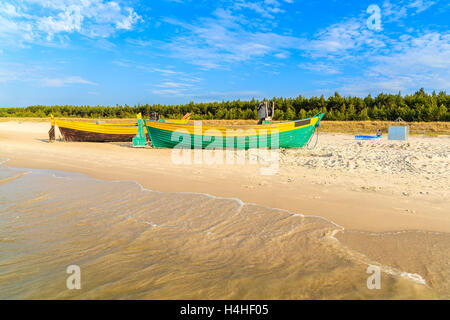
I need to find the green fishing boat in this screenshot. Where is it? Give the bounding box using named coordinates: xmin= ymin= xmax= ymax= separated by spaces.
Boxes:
xmin=143 ymin=113 xmax=324 ymax=149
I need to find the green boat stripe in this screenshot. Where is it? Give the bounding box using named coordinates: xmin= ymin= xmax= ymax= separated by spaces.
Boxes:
xmin=145 ymin=113 xmax=324 ymax=149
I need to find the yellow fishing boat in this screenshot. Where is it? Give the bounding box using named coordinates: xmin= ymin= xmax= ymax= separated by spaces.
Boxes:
xmin=49 ymin=113 xmax=190 ymax=142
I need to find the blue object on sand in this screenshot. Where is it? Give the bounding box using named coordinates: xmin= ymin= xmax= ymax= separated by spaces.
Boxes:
xmin=355 ymin=135 xmax=382 ymax=140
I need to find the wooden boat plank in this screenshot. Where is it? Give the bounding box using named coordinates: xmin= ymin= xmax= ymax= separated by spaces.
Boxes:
xmin=58 ymin=127 xmax=136 ymax=142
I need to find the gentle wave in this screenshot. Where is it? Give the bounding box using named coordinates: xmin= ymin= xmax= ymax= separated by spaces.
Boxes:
xmin=0 ymin=163 xmax=447 ymax=299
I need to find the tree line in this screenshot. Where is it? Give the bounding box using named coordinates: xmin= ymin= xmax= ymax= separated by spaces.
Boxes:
xmin=0 ymin=89 xmax=448 ymax=122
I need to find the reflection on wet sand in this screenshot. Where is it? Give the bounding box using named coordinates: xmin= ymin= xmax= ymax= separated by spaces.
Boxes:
xmin=0 ymin=165 xmax=448 ymax=299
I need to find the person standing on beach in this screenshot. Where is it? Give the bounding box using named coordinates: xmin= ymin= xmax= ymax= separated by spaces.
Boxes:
xmin=257 ymin=100 xmax=268 ymax=125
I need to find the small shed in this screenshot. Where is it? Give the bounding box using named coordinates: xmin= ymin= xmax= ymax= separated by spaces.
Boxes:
xmin=388 ymin=117 xmax=409 ymax=141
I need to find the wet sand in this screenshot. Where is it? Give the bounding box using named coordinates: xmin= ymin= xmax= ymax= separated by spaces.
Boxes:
xmin=0 ymin=121 xmax=448 ymax=233
xmin=0 ymin=121 xmax=449 ymax=299
xmin=1 ymin=165 xmax=448 ymax=299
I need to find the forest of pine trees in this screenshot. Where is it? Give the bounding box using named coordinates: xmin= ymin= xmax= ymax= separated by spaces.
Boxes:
xmin=0 ymin=89 xmax=448 ymax=122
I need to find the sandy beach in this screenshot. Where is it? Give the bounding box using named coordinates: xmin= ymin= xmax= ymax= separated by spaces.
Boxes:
xmin=1 ymin=121 xmax=449 ymax=232
xmin=1 ymin=120 xmax=449 ymax=299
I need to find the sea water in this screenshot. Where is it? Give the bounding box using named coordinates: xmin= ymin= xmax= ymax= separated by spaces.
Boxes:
xmin=0 ymin=162 xmax=448 ymax=299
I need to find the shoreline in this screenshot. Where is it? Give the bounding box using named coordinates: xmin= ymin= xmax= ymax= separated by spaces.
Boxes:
xmin=4 ymin=156 xmax=450 ymax=233
xmin=1 ymin=121 xmax=449 ymax=233
xmin=2 ymin=161 xmax=449 ymax=298
xmin=1 ymin=121 xmax=449 ymax=298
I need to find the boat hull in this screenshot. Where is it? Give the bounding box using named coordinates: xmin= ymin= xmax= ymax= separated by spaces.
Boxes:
xmin=52 ymin=116 xmax=191 ymax=143
xmin=145 ymin=114 xmax=324 ymax=149
xmin=55 ymin=119 xmax=139 ymax=142
xmin=58 ymin=127 xmax=137 ymax=142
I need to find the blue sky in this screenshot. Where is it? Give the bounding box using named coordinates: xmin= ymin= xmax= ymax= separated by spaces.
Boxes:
xmin=0 ymin=0 xmax=449 ymax=107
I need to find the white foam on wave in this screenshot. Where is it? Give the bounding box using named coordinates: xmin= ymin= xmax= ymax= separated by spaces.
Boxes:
xmin=130 ymin=180 xmax=246 ymax=208
xmin=400 ymin=272 xmax=427 ymax=285
xmin=326 ymin=231 xmax=430 ymax=288
xmin=342 ymin=229 xmax=446 ymax=236
xmin=377 ymin=265 xmax=428 ymax=286
xmin=142 ymin=221 xmax=159 ymax=228
xmin=1 ymin=163 xmax=434 ymax=290
xmin=123 ymin=178 xmax=435 ymax=290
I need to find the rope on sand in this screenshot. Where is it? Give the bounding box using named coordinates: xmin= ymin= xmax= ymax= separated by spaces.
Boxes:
xmin=307 ymin=124 xmax=320 ymax=149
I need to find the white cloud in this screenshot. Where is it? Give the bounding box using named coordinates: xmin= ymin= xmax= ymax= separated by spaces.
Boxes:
xmin=115 ymin=7 xmax=141 ymax=30
xmin=308 ymin=18 xmax=386 ymax=57
xmin=299 ymin=62 xmax=340 ymax=75
xmin=159 ymin=0 xmax=448 ymax=99
xmin=126 ymin=38 xmax=152 ymax=47
xmin=112 ymin=60 xmax=130 ymax=67
xmin=234 ymin=0 xmax=282 ymax=19
xmin=407 ymin=0 xmax=436 ymax=13
xmin=274 ymin=51 xmax=290 ymax=59
xmin=0 ymin=61 xmax=97 ymax=87
xmin=0 ymin=0 xmax=142 ymax=44
xmin=37 ymin=5 xmax=84 ymax=39
xmin=153 ymin=68 xmax=180 ymax=75
xmin=163 ymin=6 xmax=390 ymax=70
xmin=0 ymin=13 xmax=35 ymax=45
xmin=338 ymin=32 xmax=450 ymax=94
xmin=0 ymin=2 xmax=23 ymax=17
xmin=382 ymin=0 xmax=437 ymax=22
xmin=152 ymin=89 xmax=193 ymax=97
xmin=368 ymin=32 xmax=450 ymax=89
xmin=0 ymin=62 xmax=40 ymax=83
xmin=233 ymin=0 xmax=295 ymax=19
xmin=287 ymin=4 xmax=448 ymax=94
xmin=164 ymin=8 xmax=305 ymax=69
xmin=152 ymin=88 xmax=261 ymax=100
xmin=156 ymin=82 xmax=194 ymax=88
xmin=41 ymin=76 xmax=98 ymax=87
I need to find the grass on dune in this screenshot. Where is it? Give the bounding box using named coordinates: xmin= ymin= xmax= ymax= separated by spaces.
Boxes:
xmin=319 ymin=121 xmax=450 ymax=135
